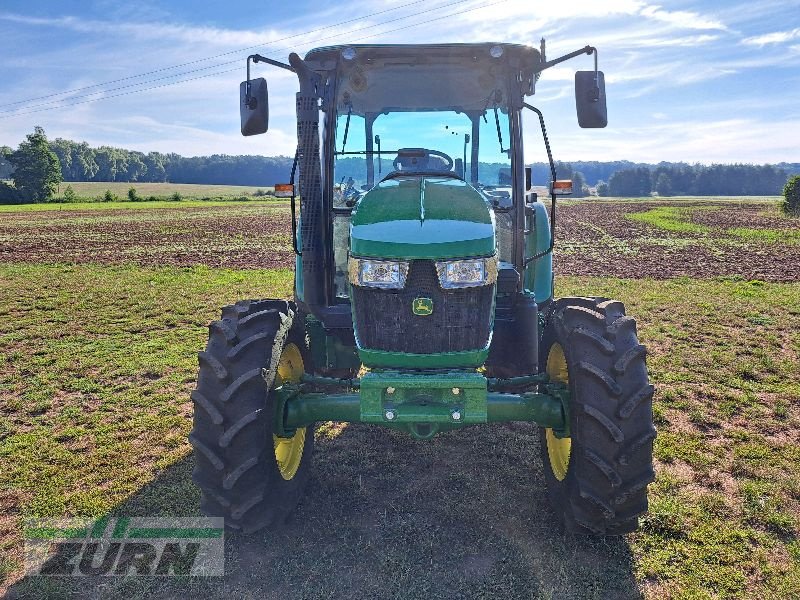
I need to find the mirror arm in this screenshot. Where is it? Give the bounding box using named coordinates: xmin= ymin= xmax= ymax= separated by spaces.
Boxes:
xmin=249 ymin=54 xmax=295 ymax=73
xmin=522 ymin=103 xmax=558 ymax=265
xmin=244 ymin=54 xmax=295 ymax=110
xmin=534 ymin=45 xmax=596 ymax=74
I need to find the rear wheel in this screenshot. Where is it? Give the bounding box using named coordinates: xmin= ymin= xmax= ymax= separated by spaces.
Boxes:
xmin=190 ymin=299 xmax=314 ymax=533
xmin=539 ymin=297 xmax=655 ymax=534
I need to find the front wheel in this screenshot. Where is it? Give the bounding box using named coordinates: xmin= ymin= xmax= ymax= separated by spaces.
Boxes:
xmin=190 ymin=299 xmax=314 ymax=533
xmin=539 ymin=297 xmax=656 ymax=535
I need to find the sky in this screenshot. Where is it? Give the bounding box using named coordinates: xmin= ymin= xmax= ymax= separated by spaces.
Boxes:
xmin=1 ymin=0 xmax=799 ymax=164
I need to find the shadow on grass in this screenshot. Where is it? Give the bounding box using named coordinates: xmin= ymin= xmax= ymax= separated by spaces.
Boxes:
xmin=8 ymin=423 xmax=640 ymax=600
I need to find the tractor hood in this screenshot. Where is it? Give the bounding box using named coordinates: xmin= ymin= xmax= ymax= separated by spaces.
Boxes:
xmin=349 ymin=176 xmax=495 ymax=259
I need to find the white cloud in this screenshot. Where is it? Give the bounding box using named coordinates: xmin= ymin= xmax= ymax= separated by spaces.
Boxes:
xmin=742 ymin=28 xmax=800 ymax=46
xmin=536 ymin=117 xmax=800 ymax=163
xmin=456 ymin=0 xmax=646 ymax=24
xmin=638 ymin=5 xmax=727 ymax=31
xmin=634 ymin=33 xmax=720 ymax=47
xmin=0 ymin=12 xmax=285 ymax=48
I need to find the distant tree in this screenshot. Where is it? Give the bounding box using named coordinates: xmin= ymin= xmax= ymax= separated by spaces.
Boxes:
xmin=63 ymin=185 xmax=76 ymax=202
xmin=8 ymin=126 xmax=62 ymax=202
xmin=595 ymin=180 xmax=609 ymax=197
xmin=783 ymin=175 xmax=800 ymax=216
xmin=50 ymin=138 xmax=99 ymax=181
xmin=144 ymin=152 xmax=167 ymax=182
xmin=0 ymin=181 xmax=20 ymax=203
xmin=609 ymin=167 xmax=651 ymax=197
xmin=0 ymin=145 xmax=13 ymax=179
xmin=94 ymin=146 xmax=130 ymax=181
xmin=655 ymin=172 xmax=673 ymax=196
xmin=126 ymin=152 xmax=147 ymax=181
xmin=572 ymin=171 xmax=587 ymax=198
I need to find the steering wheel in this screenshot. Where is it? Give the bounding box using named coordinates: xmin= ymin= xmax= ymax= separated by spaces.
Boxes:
xmin=392 ymin=148 xmax=455 ymax=173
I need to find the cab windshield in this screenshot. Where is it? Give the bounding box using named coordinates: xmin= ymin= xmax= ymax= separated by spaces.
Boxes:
xmin=332 ymin=108 xmax=511 ymax=205
xmin=331 ymin=107 xmax=513 ymax=300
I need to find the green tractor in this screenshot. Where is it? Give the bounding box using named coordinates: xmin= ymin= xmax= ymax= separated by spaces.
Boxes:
xmin=190 ymin=42 xmax=655 ymax=535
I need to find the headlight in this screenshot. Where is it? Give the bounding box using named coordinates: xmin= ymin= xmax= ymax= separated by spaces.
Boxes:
xmin=436 ymin=256 xmax=498 ymax=289
xmin=348 ymin=258 xmax=409 ymax=289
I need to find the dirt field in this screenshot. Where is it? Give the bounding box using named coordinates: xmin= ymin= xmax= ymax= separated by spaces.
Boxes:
xmin=1 ymin=196 xmax=799 ymax=599
xmin=556 ymin=199 xmax=800 ymax=281
xmin=0 ymin=202 xmax=294 ymax=270
xmin=1 ymin=197 xmax=797 ymax=280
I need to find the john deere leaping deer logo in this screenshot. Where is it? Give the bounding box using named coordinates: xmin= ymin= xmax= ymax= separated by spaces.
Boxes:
xmin=412 ymin=297 xmax=433 ymax=316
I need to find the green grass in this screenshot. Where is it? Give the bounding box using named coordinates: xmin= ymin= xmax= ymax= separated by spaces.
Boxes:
xmin=575 ymin=196 xmax=782 ymax=204
xmin=0 ymin=264 xmax=292 ymax=588
xmin=557 ymin=276 xmax=800 ymax=599
xmin=622 ymin=202 xmax=800 ymax=248
xmin=625 ymin=206 xmax=711 ymax=233
xmin=1 ymin=266 xmax=799 ymax=598
xmin=0 ymin=199 xmax=287 ymax=213
xmin=0 ymin=182 xmax=284 ymax=210
xmin=60 ymin=181 xmax=273 ymax=198
xmin=728 ymin=227 xmax=800 ymax=244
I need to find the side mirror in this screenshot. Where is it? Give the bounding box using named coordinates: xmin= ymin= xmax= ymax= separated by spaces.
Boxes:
xmin=240 ymin=77 xmax=268 ymax=136
xmin=575 ymin=71 xmax=607 ymax=128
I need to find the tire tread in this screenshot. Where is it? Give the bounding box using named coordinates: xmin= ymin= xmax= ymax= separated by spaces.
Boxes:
xmin=540 ymin=296 xmax=655 ymax=535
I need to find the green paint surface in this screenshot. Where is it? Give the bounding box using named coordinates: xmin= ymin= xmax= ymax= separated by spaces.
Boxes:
xmin=357 ymin=346 xmax=490 ymax=369
xmin=523 ymin=200 xmax=554 ymax=303
xmin=350 ymin=176 xmax=495 ymax=259
xmin=360 ymin=370 xmax=488 ymax=424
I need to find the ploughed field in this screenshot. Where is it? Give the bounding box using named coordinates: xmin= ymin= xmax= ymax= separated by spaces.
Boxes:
xmin=1 ymin=196 xmax=799 ymax=599
xmin=2 ymin=197 xmax=798 ymax=281
xmin=557 ymin=198 xmax=800 ymax=282
xmin=0 ymin=202 xmax=294 ymax=270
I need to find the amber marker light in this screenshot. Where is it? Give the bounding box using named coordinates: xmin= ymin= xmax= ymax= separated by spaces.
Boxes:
xmin=274 ymin=183 xmax=294 ymax=198
xmin=552 ymin=180 xmax=573 ymax=196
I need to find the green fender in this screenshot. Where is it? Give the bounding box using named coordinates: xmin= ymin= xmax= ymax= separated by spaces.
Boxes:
xmin=523 ymin=201 xmax=553 ymax=303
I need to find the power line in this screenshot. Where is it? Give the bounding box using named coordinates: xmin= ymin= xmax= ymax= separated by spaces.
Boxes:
xmin=0 ymin=0 xmax=432 ymax=110
xmin=0 ymin=67 xmax=243 ymax=119
xmin=0 ymin=0 xmax=460 ymax=115
xmin=0 ymin=0 xmax=510 ymax=120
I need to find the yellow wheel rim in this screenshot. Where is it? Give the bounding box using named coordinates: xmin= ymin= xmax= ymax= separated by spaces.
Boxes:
xmin=272 ymin=342 xmax=306 ymax=481
xmin=545 ymin=343 xmax=571 ymax=481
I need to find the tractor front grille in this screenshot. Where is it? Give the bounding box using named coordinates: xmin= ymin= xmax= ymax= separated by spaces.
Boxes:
xmin=352 ymin=260 xmax=494 ymax=354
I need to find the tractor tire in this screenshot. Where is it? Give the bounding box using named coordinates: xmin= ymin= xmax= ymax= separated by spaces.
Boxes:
xmin=539 ymin=297 xmax=655 ymax=535
xmin=190 ymin=299 xmax=314 ymax=533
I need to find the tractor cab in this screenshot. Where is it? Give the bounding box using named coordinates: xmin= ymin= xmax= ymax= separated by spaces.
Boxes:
xmin=240 ymin=43 xmax=607 ymax=353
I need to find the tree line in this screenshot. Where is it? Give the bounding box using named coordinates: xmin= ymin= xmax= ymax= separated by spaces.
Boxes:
xmin=1 ymin=127 xmax=798 ymax=202
xmin=593 ymin=163 xmax=791 ymax=197
xmin=45 ymin=138 xmax=293 ymax=186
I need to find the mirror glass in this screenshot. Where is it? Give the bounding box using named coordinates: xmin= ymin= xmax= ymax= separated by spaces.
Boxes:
xmin=574 ymin=71 xmax=607 ymax=128
xmin=240 ymin=77 xmax=268 ymax=136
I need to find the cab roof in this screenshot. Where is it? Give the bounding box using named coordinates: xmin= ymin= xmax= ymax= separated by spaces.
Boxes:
xmin=304 ymin=43 xmax=541 ymax=67
xmin=304 ymin=43 xmax=543 ymax=114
